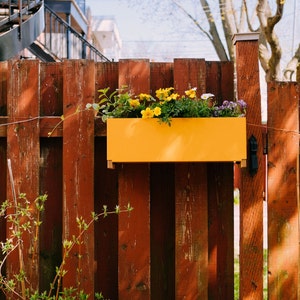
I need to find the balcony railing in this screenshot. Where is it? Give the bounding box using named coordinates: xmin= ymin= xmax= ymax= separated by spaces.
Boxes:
xmin=37 ymin=3 xmax=110 ymax=61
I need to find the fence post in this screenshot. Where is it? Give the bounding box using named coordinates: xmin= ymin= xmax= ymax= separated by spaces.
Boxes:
xmin=267 ymin=82 xmax=299 ymax=299
xmin=118 ymin=59 xmax=151 ymax=300
xmin=234 ymin=33 xmax=265 ymax=299
xmin=173 ymin=59 xmax=208 ymax=299
xmin=62 ymin=60 xmax=95 ymax=294
xmin=6 ymin=60 xmax=40 ymax=292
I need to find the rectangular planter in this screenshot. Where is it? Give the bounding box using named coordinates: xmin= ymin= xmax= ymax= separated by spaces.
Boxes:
xmin=107 ymin=118 xmax=247 ymax=166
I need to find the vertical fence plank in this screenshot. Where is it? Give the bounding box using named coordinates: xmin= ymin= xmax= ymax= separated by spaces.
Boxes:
xmin=174 ymin=59 xmax=208 ymax=299
xmin=62 ymin=60 xmax=95 ymax=294
xmin=40 ymin=62 xmax=63 ymax=116
xmin=173 ymin=58 xmax=206 ymax=95
xmin=205 ymin=61 xmax=234 ymax=103
xmin=118 ymin=59 xmax=151 ymax=299
xmin=0 ymin=61 xmax=7 ymax=116
xmin=94 ymin=137 xmax=118 ymax=299
xmin=234 ymin=33 xmax=264 ymax=299
xmin=150 ymin=163 xmax=175 ymax=299
xmin=0 ymin=61 xmax=7 ymax=300
xmin=39 ymin=62 xmax=63 ymax=292
xmin=206 ymin=61 xmax=234 ymax=299
xmin=207 ymin=163 xmax=234 ymax=299
xmin=94 ymin=62 xmax=119 ymax=298
xmin=267 ymin=82 xmax=299 ymax=299
xmin=150 ymin=62 xmax=173 ymax=92
xmin=175 ymin=163 xmax=208 ymax=299
xmin=150 ymin=62 xmax=175 ymax=299
xmin=6 ymin=60 xmax=40 ymax=291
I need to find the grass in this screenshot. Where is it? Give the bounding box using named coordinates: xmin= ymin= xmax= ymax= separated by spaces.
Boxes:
xmin=234 ymin=249 xmax=268 ymax=300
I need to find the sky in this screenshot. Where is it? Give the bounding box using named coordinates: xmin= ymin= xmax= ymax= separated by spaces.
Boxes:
xmin=85 ymin=0 xmax=220 ymax=61
xmin=85 ymin=0 xmax=300 ymax=64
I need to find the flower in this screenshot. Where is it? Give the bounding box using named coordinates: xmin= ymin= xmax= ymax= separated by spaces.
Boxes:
xmin=141 ymin=107 xmax=154 ymax=118
xmin=185 ymin=88 xmax=197 ymax=99
xmin=129 ymin=99 xmax=140 ymax=108
xmin=89 ymin=86 xmax=246 ymax=124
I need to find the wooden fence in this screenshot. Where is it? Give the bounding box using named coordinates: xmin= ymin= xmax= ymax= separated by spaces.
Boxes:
xmin=0 ymin=36 xmax=299 ymax=299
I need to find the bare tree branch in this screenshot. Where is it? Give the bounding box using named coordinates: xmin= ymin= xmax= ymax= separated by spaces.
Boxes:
xmin=173 ymin=0 xmax=229 ymax=60
xmin=257 ymin=0 xmax=284 ymax=81
xmin=283 ymin=44 xmax=300 ymax=80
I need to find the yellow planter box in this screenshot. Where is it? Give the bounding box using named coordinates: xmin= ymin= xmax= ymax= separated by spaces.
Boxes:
xmin=107 ymin=118 xmax=247 ymax=166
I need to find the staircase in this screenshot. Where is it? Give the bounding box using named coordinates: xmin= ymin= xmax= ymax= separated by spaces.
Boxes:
xmin=0 ymin=0 xmax=110 ymax=62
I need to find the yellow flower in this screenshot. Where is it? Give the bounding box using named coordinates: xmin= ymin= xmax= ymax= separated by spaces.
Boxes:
xmin=167 ymin=93 xmax=179 ymax=101
xmin=129 ymin=99 xmax=140 ymax=108
xmin=185 ymin=88 xmax=197 ymax=99
xmin=141 ymin=107 xmax=154 ymax=118
xmin=153 ymin=106 xmax=161 ymax=116
xmin=156 ymin=87 xmax=174 ymax=101
xmin=139 ymin=93 xmax=152 ymax=101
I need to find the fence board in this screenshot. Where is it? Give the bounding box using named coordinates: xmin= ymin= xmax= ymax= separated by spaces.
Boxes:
xmin=150 ymin=62 xmax=173 ymax=92
xmin=175 ymin=163 xmax=208 ymax=299
xmin=173 ymin=58 xmax=206 ymax=96
xmin=1 ymin=58 xmax=293 ymax=299
xmin=0 ymin=62 xmax=7 ymax=117
xmin=94 ymin=137 xmax=118 ymax=299
xmin=118 ymin=60 xmax=151 ymax=299
xmin=150 ymin=163 xmax=175 ymax=299
xmin=149 ymin=62 xmax=175 ymax=299
xmin=40 ymin=62 xmax=63 ymax=116
xmin=6 ymin=60 xmax=40 ymax=292
xmin=39 ymin=62 xmax=64 ymax=292
xmin=173 ymin=59 xmax=208 ymax=299
xmin=234 ymin=34 xmax=264 ymax=299
xmin=267 ymin=82 xmax=299 ymax=299
xmin=62 ymin=60 xmax=95 ymax=293
xmin=205 ymin=61 xmax=234 ymax=103
xmin=94 ymin=62 xmax=119 ymax=298
xmin=208 ymin=163 xmax=234 ymax=299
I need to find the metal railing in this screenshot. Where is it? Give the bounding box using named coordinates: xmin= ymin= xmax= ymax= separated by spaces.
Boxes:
xmin=0 ymin=0 xmax=110 ymax=62
xmin=0 ymin=0 xmax=42 ymax=31
xmin=37 ymin=4 xmax=110 ymax=62
xmin=0 ymin=0 xmax=44 ymax=60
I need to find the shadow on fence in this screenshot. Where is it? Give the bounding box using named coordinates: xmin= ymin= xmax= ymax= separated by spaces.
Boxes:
xmin=0 ymin=35 xmax=299 ymax=299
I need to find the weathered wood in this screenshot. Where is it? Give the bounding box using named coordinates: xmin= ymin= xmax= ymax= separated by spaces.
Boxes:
xmin=118 ymin=59 xmax=151 ymax=299
xmin=150 ymin=163 xmax=175 ymax=299
xmin=94 ymin=137 xmax=118 ymax=299
xmin=234 ymin=33 xmax=264 ymax=299
xmin=175 ymin=163 xmax=208 ymax=299
xmin=94 ymin=62 xmax=119 ymax=298
xmin=39 ymin=138 xmax=63 ymax=292
xmin=174 ymin=58 xmax=206 ymax=96
xmin=150 ymin=62 xmax=173 ymax=93
xmin=40 ymin=62 xmax=63 ymax=116
xmin=39 ymin=62 xmax=64 ymax=292
xmin=118 ymin=163 xmax=151 ymax=299
xmin=207 ymin=163 xmax=234 ymax=299
xmin=205 ymin=61 xmax=234 ymax=104
xmin=6 ymin=60 xmax=40 ymax=293
xmin=267 ymin=82 xmax=299 ymax=299
xmin=0 ymin=62 xmax=7 ymax=116
xmin=173 ymin=59 xmax=208 ymax=299
xmin=62 ymin=60 xmax=95 ymax=294
xmin=206 ymin=61 xmax=234 ymax=300
xmin=149 ymin=62 xmax=175 ymax=299
xmin=95 ymin=62 xmax=118 ymax=100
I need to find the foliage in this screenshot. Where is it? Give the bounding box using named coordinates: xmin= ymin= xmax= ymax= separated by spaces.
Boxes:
xmin=0 ymin=192 xmax=133 ymax=299
xmin=87 ymin=86 xmax=246 ymax=125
